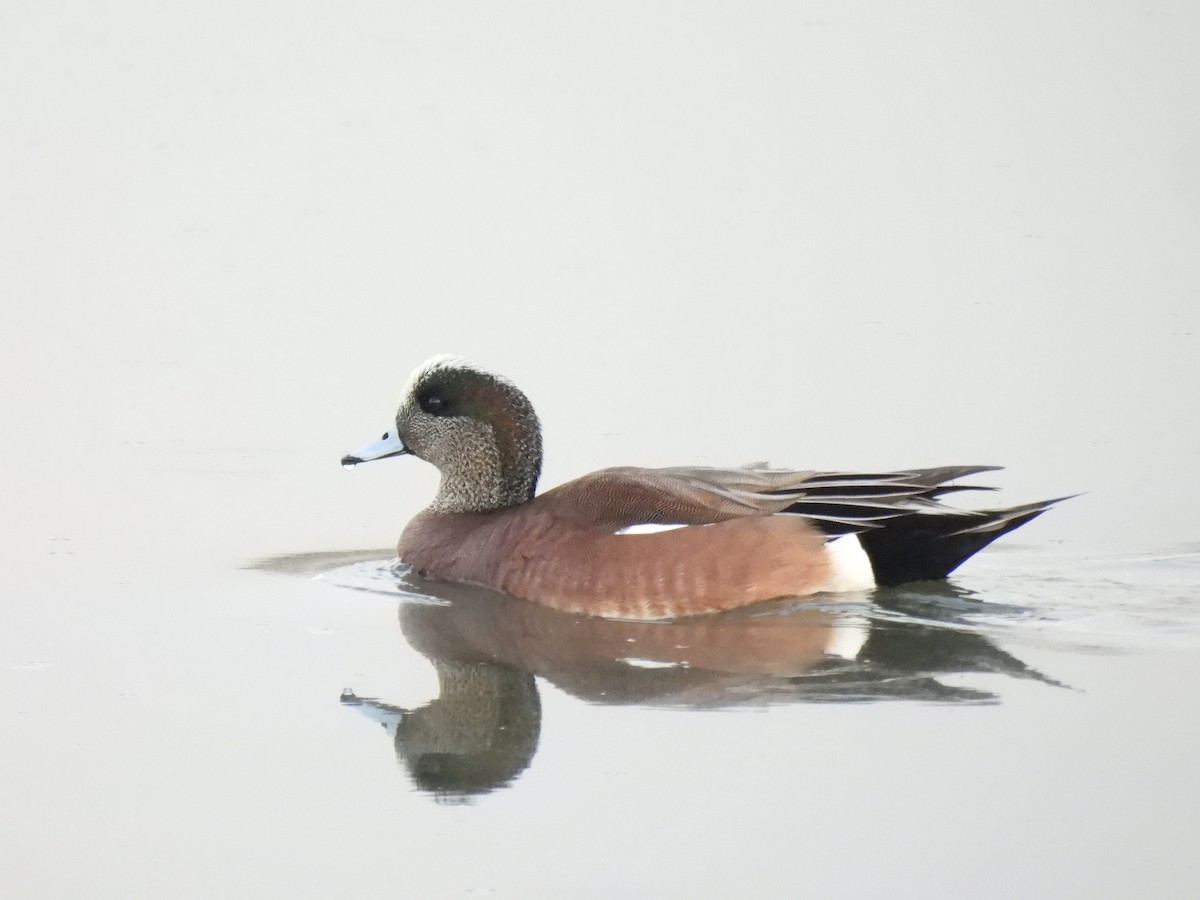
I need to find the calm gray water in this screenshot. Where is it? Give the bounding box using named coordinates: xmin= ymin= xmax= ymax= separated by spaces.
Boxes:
xmin=309 ymin=547 xmax=1200 ymax=780
xmin=4 ymin=3 xmax=1199 ymax=898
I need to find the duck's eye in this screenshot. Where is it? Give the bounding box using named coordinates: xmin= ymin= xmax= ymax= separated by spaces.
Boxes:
xmin=419 ymin=393 xmax=446 ymax=415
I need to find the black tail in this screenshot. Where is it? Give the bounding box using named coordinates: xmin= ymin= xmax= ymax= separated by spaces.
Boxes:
xmin=856 ymin=498 xmax=1068 ymax=586
xmin=776 ymin=466 xmax=1073 ymax=585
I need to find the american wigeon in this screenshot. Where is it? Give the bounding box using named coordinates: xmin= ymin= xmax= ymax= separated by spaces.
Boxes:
xmin=342 ymin=355 xmax=1067 ymax=619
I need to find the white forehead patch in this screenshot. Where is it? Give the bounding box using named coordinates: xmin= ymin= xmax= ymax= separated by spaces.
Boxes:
xmin=401 ymin=354 xmax=520 ymax=398
xmin=402 ymin=354 xmax=478 ymax=394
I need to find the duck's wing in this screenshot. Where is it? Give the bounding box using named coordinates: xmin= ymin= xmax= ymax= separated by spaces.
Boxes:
xmin=534 ymin=466 xmax=815 ymax=530
xmin=535 ymin=464 xmax=1002 ymax=534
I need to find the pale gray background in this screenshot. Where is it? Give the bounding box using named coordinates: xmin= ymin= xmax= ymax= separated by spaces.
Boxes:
xmin=2 ymin=3 xmax=1198 ymax=898
xmin=4 ymin=1 xmax=1198 ymax=560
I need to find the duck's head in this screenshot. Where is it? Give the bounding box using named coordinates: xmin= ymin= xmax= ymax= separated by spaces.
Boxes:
xmin=342 ymin=355 xmax=543 ymax=513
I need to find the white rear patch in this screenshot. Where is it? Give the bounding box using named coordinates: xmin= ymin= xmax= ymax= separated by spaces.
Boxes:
xmin=826 ymin=615 xmax=870 ymax=660
xmin=820 ymin=534 xmax=877 ymax=593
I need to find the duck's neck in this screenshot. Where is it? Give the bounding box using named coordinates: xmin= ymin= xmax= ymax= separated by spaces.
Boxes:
xmin=429 ymin=416 xmax=542 ymax=514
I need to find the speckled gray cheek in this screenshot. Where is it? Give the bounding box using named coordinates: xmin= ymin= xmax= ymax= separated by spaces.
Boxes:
xmin=394 ymin=404 xmax=430 ymax=459
xmin=425 ymin=417 xmax=507 ymax=513
xmin=393 ymin=403 xmax=507 ymax=513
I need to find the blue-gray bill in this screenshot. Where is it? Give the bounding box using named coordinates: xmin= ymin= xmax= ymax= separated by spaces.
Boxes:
xmin=341 ymin=427 xmax=410 ymax=467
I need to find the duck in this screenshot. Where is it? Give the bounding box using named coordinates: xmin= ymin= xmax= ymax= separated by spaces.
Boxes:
xmin=342 ymin=355 xmax=1067 ymax=620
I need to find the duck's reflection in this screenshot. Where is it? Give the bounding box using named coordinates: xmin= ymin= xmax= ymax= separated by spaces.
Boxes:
xmin=343 ymin=660 xmax=540 ymax=798
xmin=342 ymin=569 xmax=1062 ymax=797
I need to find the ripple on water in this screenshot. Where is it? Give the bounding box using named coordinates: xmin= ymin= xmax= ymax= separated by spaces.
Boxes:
xmin=260 ymin=546 xmax=1199 ymax=652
